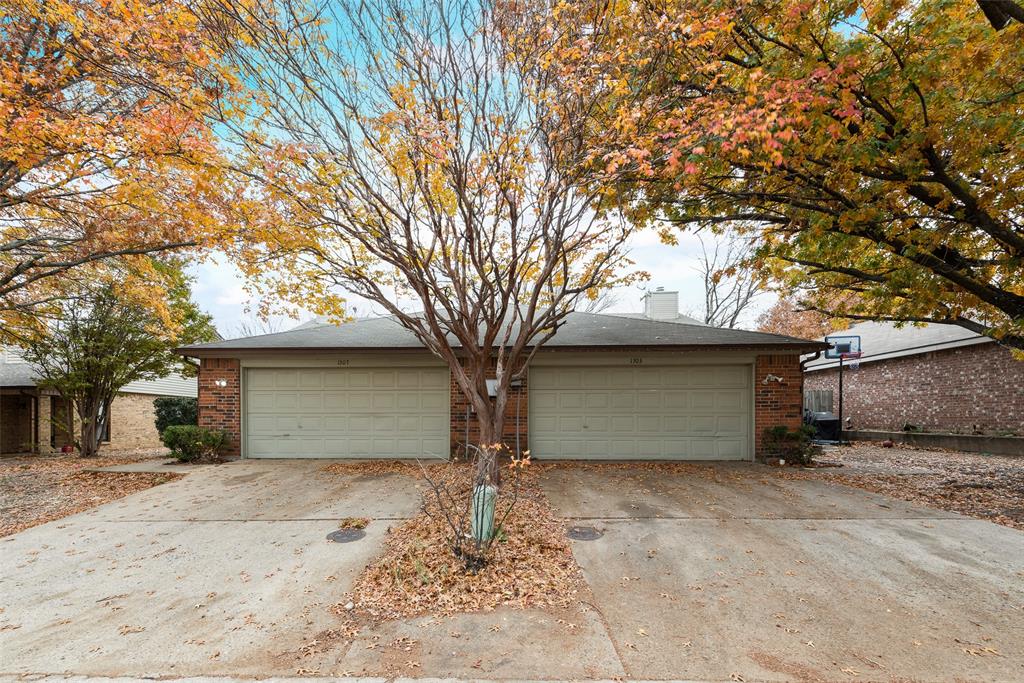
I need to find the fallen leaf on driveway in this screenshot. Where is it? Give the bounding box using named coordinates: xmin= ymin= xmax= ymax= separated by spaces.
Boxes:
xmin=118 ymin=625 xmax=144 ymax=635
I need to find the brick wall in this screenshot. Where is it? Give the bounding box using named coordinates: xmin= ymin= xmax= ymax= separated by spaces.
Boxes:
xmin=198 ymin=358 xmax=242 ymax=457
xmin=754 ymin=353 xmax=804 ymax=458
xmin=804 ymin=342 xmax=1024 ymax=434
xmin=104 ymin=393 xmax=165 ymax=450
xmin=449 ymin=361 xmax=528 ymax=457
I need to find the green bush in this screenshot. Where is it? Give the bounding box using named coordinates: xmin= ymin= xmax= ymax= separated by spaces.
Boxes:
xmin=153 ymin=397 xmax=198 ymax=435
xmin=762 ymin=424 xmax=819 ymax=466
xmin=160 ymin=425 xmax=226 ymax=462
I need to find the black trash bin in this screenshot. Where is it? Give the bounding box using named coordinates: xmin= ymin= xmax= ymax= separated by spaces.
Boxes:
xmin=807 ymin=411 xmax=840 ymax=441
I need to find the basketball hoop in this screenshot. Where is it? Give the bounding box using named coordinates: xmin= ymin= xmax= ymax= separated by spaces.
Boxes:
xmin=824 ymin=336 xmax=866 ymax=447
xmin=840 ymin=351 xmax=862 ymax=370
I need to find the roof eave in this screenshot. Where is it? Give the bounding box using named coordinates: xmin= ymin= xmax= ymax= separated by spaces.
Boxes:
xmin=177 ymin=341 xmax=827 ymax=358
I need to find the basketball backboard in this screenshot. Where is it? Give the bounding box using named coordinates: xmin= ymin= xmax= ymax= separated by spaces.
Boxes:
xmin=824 ymin=335 xmax=862 ymax=359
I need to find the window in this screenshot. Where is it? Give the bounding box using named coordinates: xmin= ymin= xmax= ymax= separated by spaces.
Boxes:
xmin=97 ymin=400 xmax=112 ymax=443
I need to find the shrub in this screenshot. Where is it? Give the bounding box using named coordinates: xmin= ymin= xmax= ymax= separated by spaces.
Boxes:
xmin=161 ymin=425 xmax=226 ymax=462
xmin=153 ymin=397 xmax=198 ymax=435
xmin=762 ymin=424 xmax=819 ymax=466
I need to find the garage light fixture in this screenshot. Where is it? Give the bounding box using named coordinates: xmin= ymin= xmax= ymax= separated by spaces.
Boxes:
xmin=214 ymin=379 xmax=228 ymax=387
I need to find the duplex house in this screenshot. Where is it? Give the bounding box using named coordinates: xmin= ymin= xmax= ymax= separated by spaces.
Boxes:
xmin=178 ymin=291 xmax=824 ymax=461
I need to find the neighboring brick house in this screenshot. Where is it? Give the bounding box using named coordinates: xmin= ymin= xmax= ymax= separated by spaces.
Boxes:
xmin=803 ymin=321 xmax=1024 ymax=435
xmin=179 ymin=290 xmax=824 ymax=461
xmin=0 ymin=347 xmax=197 ymax=455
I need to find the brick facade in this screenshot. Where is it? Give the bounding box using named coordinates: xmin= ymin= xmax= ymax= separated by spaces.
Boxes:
xmin=104 ymin=393 xmax=165 ymax=450
xmin=804 ymin=342 xmax=1024 ymax=435
xmin=2 ymin=391 xmax=178 ymax=454
xmin=449 ymin=363 xmax=529 ymax=457
xmin=194 ymin=352 xmax=808 ymax=460
xmin=198 ymin=358 xmax=242 ymax=457
xmin=754 ymin=353 xmax=805 ymax=458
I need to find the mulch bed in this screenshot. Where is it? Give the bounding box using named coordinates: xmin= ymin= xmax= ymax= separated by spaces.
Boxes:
xmin=774 ymin=442 xmax=1024 ymax=530
xmin=0 ymin=455 xmax=182 ymax=537
xmin=330 ymin=466 xmax=586 ymax=623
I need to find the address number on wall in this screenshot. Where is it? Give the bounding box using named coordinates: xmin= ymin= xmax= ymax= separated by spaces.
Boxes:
xmin=629 ymin=357 xmax=643 ymax=365
xmin=336 ymin=359 xmax=350 ymax=366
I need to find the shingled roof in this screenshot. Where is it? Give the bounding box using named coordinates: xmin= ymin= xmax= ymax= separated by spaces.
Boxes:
xmin=178 ymin=311 xmax=825 ymax=356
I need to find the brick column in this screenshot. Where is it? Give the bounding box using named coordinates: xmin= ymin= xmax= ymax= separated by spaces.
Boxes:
xmin=754 ymin=353 xmax=804 ymax=459
xmin=198 ymin=358 xmax=242 ymax=458
xmin=450 ymin=361 xmax=529 ymax=457
xmin=37 ymin=393 xmax=53 ymax=454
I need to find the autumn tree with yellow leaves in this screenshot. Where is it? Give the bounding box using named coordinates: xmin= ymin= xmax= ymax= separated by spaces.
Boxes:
xmin=0 ymin=0 xmax=242 ymax=337
xmin=211 ymin=0 xmax=638 ymax=454
xmin=511 ymin=0 xmax=1024 ymax=349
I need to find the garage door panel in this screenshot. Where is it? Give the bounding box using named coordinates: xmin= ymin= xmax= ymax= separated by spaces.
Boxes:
xmin=560 ymin=416 xmax=584 ymax=431
xmin=664 ymin=391 xmax=687 ymax=409
xmin=637 ymin=415 xmax=660 ymax=432
xmin=274 ymin=372 xmax=298 ymax=388
xmin=559 ymin=392 xmax=584 ymax=409
xmin=530 ymin=364 xmax=750 ymax=460
xmin=248 ymin=392 xmax=275 ymax=410
xmin=245 ymin=367 xmax=449 ymax=458
xmin=372 ymin=394 xmax=395 ymax=410
xmin=716 ymin=390 xmax=745 ymax=409
xmin=323 ymin=373 xmax=348 ymax=388
xmin=372 ymin=372 xmax=395 ymax=388
xmin=274 ymin=393 xmax=298 ymax=409
xmin=717 ymin=415 xmax=742 ymax=434
xmin=348 ymin=371 xmax=372 ymax=387
xmin=533 ymin=416 xmax=557 ymax=432
xmin=635 ymin=368 xmax=662 ymax=387
xmin=349 ymin=415 xmax=372 ymax=431
xmin=299 ymin=393 xmax=322 ymax=410
xmin=420 ymin=393 xmax=447 ymax=410
xmin=610 ymin=393 xmax=635 ymax=409
xmin=421 ymin=371 xmax=447 ymax=388
xmin=691 ymin=415 xmax=715 ymax=433
xmin=664 ymin=416 xmax=689 ymax=432
xmin=397 ymin=416 xmax=420 ymax=431
xmin=324 ymin=392 xmax=347 ymax=409
xmin=689 ymin=440 xmax=716 ymax=458
xmin=717 ymin=366 xmax=749 ymax=387
xmin=717 ymin=439 xmax=745 ymax=459
xmin=637 ymin=392 xmax=661 ymax=409
xmin=298 ymin=370 xmax=323 ymax=388
xmin=611 ymin=415 xmax=634 ymax=432
xmin=690 ymin=393 xmax=716 ymax=411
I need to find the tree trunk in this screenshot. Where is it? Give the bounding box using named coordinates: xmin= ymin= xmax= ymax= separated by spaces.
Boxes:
xmin=76 ymin=397 xmax=102 ymax=458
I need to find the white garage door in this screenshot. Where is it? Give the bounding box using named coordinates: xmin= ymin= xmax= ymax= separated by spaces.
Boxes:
xmin=245 ymin=367 xmax=449 ymax=458
xmin=529 ymin=364 xmax=751 ymax=460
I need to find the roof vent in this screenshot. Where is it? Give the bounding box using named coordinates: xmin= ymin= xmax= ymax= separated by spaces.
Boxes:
xmin=643 ymin=289 xmax=679 ymax=321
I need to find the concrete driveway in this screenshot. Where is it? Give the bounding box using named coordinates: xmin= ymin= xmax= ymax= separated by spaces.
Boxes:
xmin=2 ymin=460 xmax=1023 ymax=682
xmin=540 ymin=464 xmax=1024 ymax=682
xmin=0 ymin=460 xmax=422 ymax=677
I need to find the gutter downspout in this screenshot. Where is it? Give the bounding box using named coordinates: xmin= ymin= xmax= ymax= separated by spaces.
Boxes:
xmin=799 ymin=351 xmax=822 ymax=420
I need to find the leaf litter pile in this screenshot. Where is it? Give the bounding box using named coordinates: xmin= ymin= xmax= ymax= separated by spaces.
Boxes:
xmin=330 ymin=464 xmax=587 ymax=622
xmin=775 ymin=442 xmax=1024 ymax=530
xmin=0 ymin=456 xmax=181 ymax=537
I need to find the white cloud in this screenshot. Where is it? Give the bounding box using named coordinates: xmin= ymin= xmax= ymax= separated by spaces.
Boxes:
xmin=187 ymin=230 xmax=776 ymax=334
